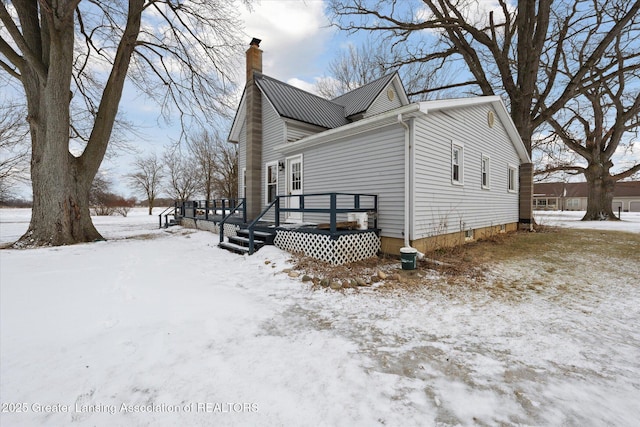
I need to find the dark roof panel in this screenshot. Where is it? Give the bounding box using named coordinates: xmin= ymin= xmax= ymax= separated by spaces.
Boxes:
xmin=332 ymin=73 xmax=397 ymax=117
xmin=254 ymin=73 xmax=348 ymax=129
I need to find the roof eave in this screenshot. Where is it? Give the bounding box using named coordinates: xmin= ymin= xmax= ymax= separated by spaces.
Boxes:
xmin=227 ymin=89 xmax=247 ymax=143
xmin=274 ymin=103 xmax=421 ymax=154
xmin=418 ymin=96 xmax=532 ymax=164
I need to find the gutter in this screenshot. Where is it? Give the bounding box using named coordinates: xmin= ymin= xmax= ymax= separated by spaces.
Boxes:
xmin=274 ymin=103 xmax=421 ymax=154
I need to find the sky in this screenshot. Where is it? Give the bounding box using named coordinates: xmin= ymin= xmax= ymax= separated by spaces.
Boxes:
xmin=4 ymin=0 xmax=351 ymax=199
xmin=3 ymin=0 xmax=639 ymax=199
xmin=102 ymin=0 xmax=352 ymax=197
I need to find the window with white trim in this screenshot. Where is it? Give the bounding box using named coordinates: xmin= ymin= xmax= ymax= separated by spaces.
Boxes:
xmin=242 ymin=168 xmax=246 ymax=198
xmin=265 ymin=162 xmax=278 ymax=204
xmin=452 ymin=143 xmax=463 ymax=185
xmin=508 ymin=165 xmax=516 ymax=192
xmin=481 ymin=155 xmax=490 ymax=189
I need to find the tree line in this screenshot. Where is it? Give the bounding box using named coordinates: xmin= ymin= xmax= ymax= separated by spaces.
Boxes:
xmin=127 ymin=130 xmax=238 ymax=215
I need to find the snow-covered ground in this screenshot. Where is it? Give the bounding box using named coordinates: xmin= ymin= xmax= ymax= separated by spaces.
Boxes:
xmin=535 ymin=210 xmax=640 ymax=233
xmin=1 ymin=208 xmax=639 ymax=426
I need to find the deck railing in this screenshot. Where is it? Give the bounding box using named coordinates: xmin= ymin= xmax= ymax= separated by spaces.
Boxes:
xmin=218 ymin=198 xmax=247 ymax=242
xmin=180 ymin=198 xmax=246 ymax=222
xmin=241 ymin=192 xmax=378 ymax=254
xmin=158 ymin=202 xmax=180 ymax=228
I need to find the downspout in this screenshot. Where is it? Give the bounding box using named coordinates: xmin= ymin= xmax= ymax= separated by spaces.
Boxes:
xmin=397 ymin=114 xmax=423 ymax=259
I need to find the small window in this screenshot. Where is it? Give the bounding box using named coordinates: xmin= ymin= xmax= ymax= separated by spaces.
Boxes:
xmin=452 ymin=143 xmax=464 ymax=185
xmin=481 ymin=155 xmax=490 ymax=189
xmin=464 ymin=229 xmax=474 ymax=241
xmin=242 ymin=168 xmax=246 ymax=198
xmin=265 ymin=162 xmax=278 ymax=204
xmin=499 ymin=224 xmax=506 ymax=233
xmin=508 ymin=165 xmax=516 ymax=192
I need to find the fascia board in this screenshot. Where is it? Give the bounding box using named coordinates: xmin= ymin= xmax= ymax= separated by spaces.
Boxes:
xmin=274 ymin=103 xmax=421 ymax=154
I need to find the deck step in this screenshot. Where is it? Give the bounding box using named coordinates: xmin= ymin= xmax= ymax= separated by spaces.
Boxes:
xmin=236 ymin=229 xmax=276 ymax=245
xmin=218 ymin=241 xmax=250 ymax=254
xmin=227 ymin=235 xmax=265 ymax=249
xmin=219 ymin=228 xmax=277 ymax=255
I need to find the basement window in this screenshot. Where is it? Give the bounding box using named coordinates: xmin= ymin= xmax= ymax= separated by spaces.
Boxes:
xmin=465 ymin=229 xmax=474 ymax=241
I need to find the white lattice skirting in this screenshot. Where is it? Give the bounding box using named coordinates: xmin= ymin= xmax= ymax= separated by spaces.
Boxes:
xmin=180 ymin=218 xmax=238 ymax=238
xmin=274 ymin=230 xmax=380 ymax=265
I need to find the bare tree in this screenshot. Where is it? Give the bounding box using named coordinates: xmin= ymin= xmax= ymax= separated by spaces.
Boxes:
xmin=90 ymin=173 xmax=135 ymax=217
xmin=186 ymin=130 xmax=217 ymax=201
xmin=213 ymin=138 xmax=238 ymax=199
xmin=186 ymin=130 xmax=238 ymax=200
xmin=128 ymin=154 xmax=164 ymax=215
xmin=0 ymin=99 xmax=30 ymax=200
xmin=537 ymin=42 xmax=640 ymax=219
xmin=0 ymin=1 xmax=247 ymax=246
xmin=163 ymin=146 xmax=200 ymax=202
xmin=329 ymin=0 xmax=640 ymax=220
xmin=315 ymin=39 xmax=448 ymax=100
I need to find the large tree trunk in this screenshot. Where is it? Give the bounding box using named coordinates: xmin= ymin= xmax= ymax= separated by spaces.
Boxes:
xmin=8 ymin=0 xmax=144 ymax=246
xmin=583 ymin=164 xmax=618 ymax=221
xmin=15 ymin=11 xmax=103 ymax=247
xmin=24 ymin=153 xmax=102 ymax=246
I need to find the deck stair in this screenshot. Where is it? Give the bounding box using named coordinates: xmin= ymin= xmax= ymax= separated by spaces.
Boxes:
xmin=219 ymin=228 xmax=276 ymax=255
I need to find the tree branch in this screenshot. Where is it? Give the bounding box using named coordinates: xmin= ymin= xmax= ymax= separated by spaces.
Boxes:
xmin=612 ymin=163 xmax=640 ymax=181
xmin=0 ymin=2 xmax=47 ymax=81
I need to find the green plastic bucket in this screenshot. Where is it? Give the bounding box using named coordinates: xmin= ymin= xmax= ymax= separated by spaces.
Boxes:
xmin=400 ymin=247 xmax=418 ymax=270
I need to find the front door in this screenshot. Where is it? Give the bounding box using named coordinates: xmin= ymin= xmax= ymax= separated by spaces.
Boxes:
xmin=286 ymin=155 xmax=303 ymax=222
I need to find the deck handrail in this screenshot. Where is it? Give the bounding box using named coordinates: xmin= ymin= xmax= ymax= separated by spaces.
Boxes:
xmin=245 ymin=197 xmax=281 ymax=254
xmin=157 ymin=202 xmax=179 ymax=228
xmin=218 ymin=198 xmax=247 ymax=243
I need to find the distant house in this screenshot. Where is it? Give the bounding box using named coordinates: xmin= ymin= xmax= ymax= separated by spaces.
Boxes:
xmin=224 ymin=39 xmax=532 ymax=263
xmin=534 ymin=181 xmax=640 ymax=212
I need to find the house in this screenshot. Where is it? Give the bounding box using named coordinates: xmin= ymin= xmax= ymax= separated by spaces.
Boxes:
xmin=534 ymin=181 xmax=640 ymax=212
xmin=225 ymin=38 xmax=532 ymax=263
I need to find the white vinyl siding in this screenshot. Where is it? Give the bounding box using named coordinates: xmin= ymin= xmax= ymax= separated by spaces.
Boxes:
xmin=280 ymin=125 xmax=406 ymax=238
xmin=259 ymin=98 xmax=286 ymax=220
xmin=286 ymin=123 xmax=323 ymax=142
xmin=365 ymin=84 xmax=404 ymax=117
xmin=413 ymin=105 xmax=520 ymax=239
xmin=237 ymin=121 xmax=247 ymax=200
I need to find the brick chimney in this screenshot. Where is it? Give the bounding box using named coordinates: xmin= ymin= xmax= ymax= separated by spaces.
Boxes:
xmin=246 ymin=37 xmax=262 ymax=81
xmin=245 ymin=38 xmax=263 ymax=220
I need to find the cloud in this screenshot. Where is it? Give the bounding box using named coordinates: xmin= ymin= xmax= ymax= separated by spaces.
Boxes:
xmin=239 ymin=0 xmax=335 ymax=82
xmin=416 ymin=0 xmax=516 ymax=33
xmin=286 ymin=77 xmax=319 ymax=94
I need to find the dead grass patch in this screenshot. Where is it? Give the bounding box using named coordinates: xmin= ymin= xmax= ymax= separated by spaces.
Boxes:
xmin=289 ymin=228 xmax=640 ymax=292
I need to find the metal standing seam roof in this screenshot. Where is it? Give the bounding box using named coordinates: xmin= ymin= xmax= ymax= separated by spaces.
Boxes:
xmin=331 ymin=72 xmax=398 ymax=117
xmin=254 ymin=71 xmax=399 ymax=129
xmin=254 ymin=73 xmax=349 ymax=129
